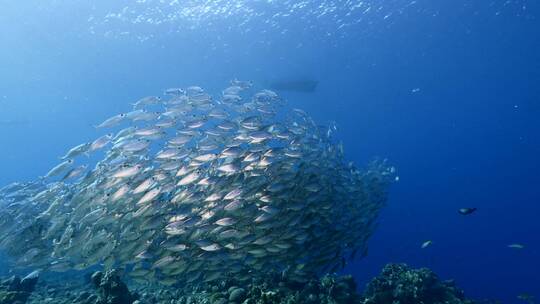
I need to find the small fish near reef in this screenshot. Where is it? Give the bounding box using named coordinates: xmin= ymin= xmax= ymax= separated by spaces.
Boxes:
xmin=508 ymin=243 xmax=525 ymax=249
xmin=421 ymin=240 xmax=433 ymax=249
xmin=458 ymin=208 xmax=477 ymax=215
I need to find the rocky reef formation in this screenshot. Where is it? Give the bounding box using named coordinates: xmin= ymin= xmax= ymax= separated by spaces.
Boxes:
xmin=7 ymin=264 xmax=478 ymax=304
xmin=362 ymin=263 xmax=475 ymax=304
xmin=135 ymin=272 xmax=363 ymax=304
xmin=91 ymin=270 xmax=138 ymax=304
xmin=0 ymin=271 xmax=39 ymax=304
xmin=206 ymin=274 xmax=361 ymax=304
xmin=21 ymin=269 xmax=138 ymax=304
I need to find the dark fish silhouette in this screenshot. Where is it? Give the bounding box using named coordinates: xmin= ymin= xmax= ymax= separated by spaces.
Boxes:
xmin=270 ymin=80 xmax=318 ymax=92
xmin=458 ymin=208 xmax=477 ymax=215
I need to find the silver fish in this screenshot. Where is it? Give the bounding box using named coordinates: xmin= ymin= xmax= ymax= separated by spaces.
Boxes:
xmin=0 ymin=81 xmax=394 ymax=288
xmin=45 ymin=159 xmax=74 ymax=178
xmin=95 ymin=114 xmax=126 ymax=128
xmin=61 ymin=143 xmax=91 ymax=159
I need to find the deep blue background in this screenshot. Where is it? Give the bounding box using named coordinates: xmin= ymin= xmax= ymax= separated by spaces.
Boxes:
xmin=0 ymin=1 xmax=538 ymax=303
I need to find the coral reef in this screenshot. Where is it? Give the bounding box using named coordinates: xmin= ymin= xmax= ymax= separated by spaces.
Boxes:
xmin=11 ymin=264 xmax=479 ymax=304
xmin=0 ymin=271 xmax=39 ymax=304
xmin=24 ymin=282 xmax=94 ymax=304
xmin=142 ymin=272 xmax=363 ymax=304
xmin=91 ymin=270 xmax=138 ymax=304
xmin=362 ymin=263 xmax=475 ymax=304
xmin=18 ymin=269 xmax=137 ymax=304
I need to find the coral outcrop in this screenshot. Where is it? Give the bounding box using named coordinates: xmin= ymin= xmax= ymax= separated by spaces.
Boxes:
xmin=362 ymin=263 xmax=475 ymax=304
xmin=156 ymin=272 xmax=363 ymax=304
xmin=12 ymin=264 xmax=480 ymax=304
xmin=91 ymin=270 xmax=138 ymax=304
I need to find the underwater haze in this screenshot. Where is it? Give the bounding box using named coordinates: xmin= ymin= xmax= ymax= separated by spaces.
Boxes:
xmin=1 ymin=0 xmax=539 ymax=303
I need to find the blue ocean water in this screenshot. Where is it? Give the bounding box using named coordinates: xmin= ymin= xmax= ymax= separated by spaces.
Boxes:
xmin=0 ymin=1 xmax=538 ymax=303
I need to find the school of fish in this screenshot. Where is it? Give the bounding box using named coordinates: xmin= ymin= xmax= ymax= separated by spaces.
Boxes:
xmin=0 ymin=81 xmax=394 ymax=286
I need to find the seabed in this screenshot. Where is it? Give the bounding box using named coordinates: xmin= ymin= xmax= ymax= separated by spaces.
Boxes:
xmin=0 ymin=263 xmax=482 ymax=304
